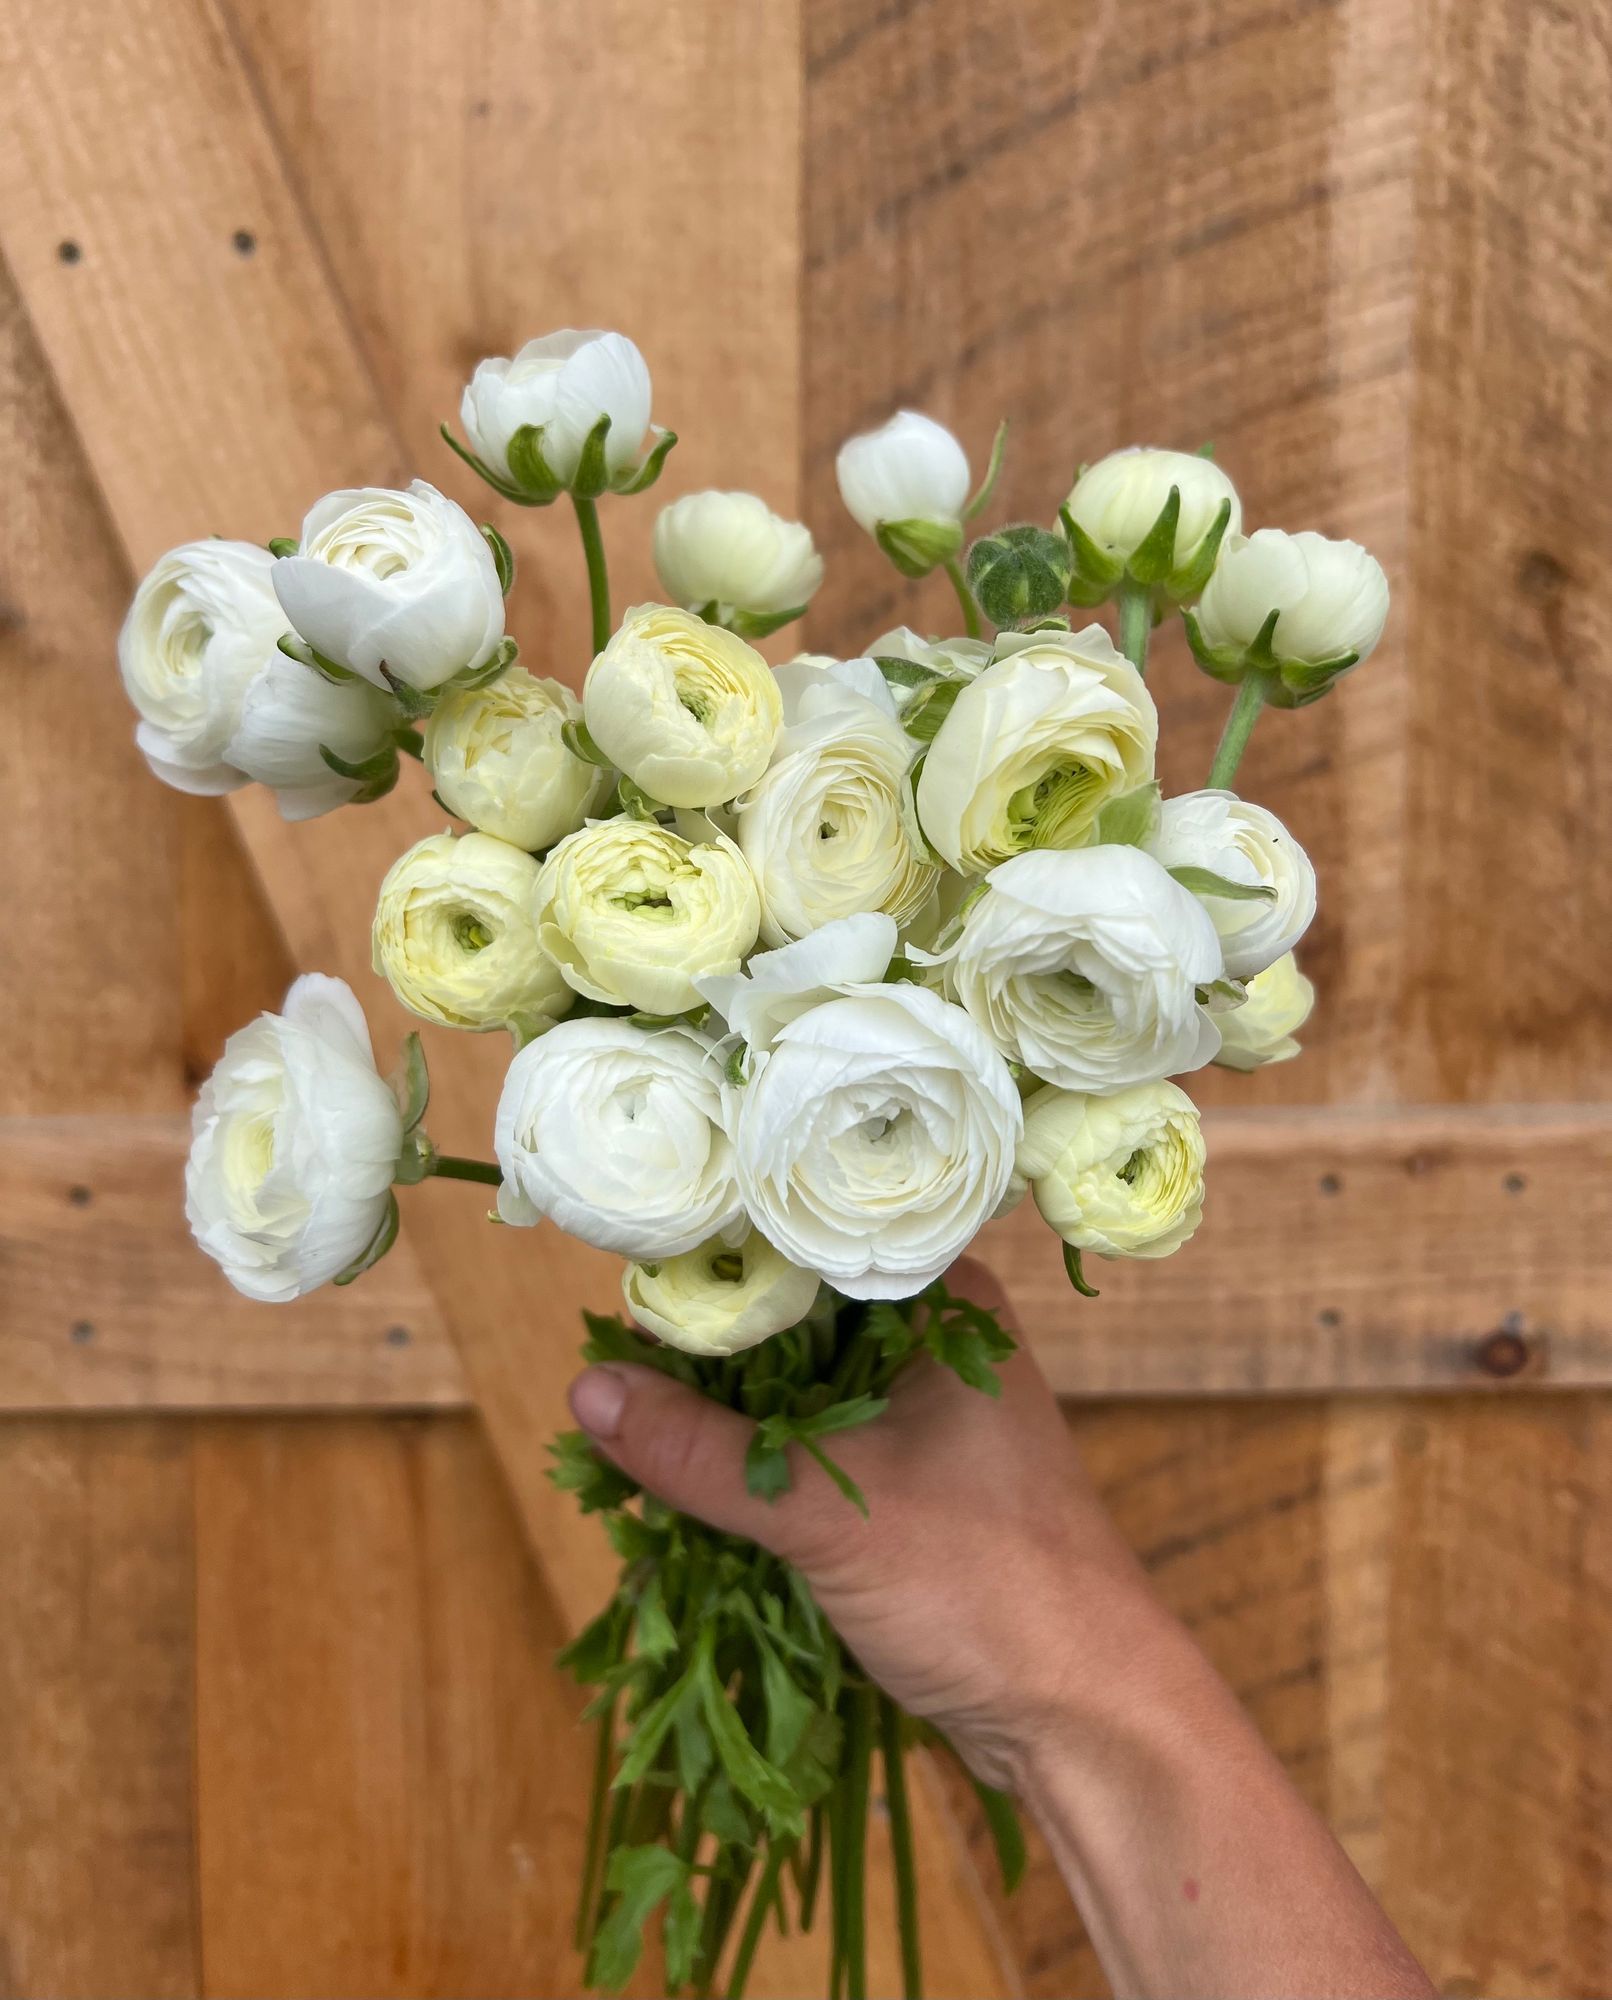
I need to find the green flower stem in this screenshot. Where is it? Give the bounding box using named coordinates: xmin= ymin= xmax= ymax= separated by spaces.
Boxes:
xmin=942 ymin=555 xmax=983 ymax=640
xmin=574 ymin=1702 xmax=614 ymax=1952
xmin=427 ymin=1154 xmax=503 ymax=1186
xmin=573 ymin=492 xmax=613 ymax=655
xmin=842 ymin=1684 xmax=876 ymax=2000
xmin=725 ymin=1839 xmax=790 ymax=2000
xmin=1116 ymin=580 xmax=1152 ymax=675
xmin=1207 ymin=672 xmax=1268 ymax=790
xmin=396 ymin=726 xmax=425 ymax=761
xmin=879 ymin=1695 xmax=923 ymax=2000
xmin=695 ymin=1846 xmax=753 ymax=2000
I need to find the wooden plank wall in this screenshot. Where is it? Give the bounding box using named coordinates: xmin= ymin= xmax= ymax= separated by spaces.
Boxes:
xmin=1 ymin=2 xmax=1609 ymax=1997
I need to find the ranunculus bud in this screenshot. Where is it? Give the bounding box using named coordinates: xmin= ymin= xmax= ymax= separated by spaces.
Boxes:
xmin=372 ymin=830 xmax=571 ymax=1037
xmin=651 ymin=491 xmax=824 ymax=638
xmin=273 ymin=481 xmax=508 ymax=695
xmin=1213 ymin=951 xmax=1315 ymax=1070
xmin=1063 ymin=447 xmax=1241 ymax=606
xmin=583 ymin=603 xmax=782 ymax=808
xmin=965 ymin=524 xmax=1072 ymax=629
xmin=1188 ymin=528 xmax=1389 ymax=705
xmin=456 ymin=330 xmax=672 ymax=502
xmin=1018 ymin=1078 xmax=1206 ymax=1260
xmin=623 ymin=1229 xmax=820 ymax=1356
xmin=835 ymin=411 xmax=971 ymax=577
xmin=423 ymin=667 xmax=609 ymax=852
xmin=228 ymin=652 xmax=400 ymax=820
xmin=1145 ymin=789 xmax=1316 ymax=981
xmin=533 ymin=818 xmax=760 ymax=1016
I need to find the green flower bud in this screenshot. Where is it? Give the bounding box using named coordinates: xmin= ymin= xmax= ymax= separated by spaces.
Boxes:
xmin=965 ymin=524 xmax=1071 ymax=628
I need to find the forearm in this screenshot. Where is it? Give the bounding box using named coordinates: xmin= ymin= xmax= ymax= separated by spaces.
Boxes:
xmin=1016 ymin=1586 xmax=1434 ymax=2000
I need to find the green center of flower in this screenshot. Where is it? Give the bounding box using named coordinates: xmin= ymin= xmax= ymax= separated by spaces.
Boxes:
xmin=1008 ymin=760 xmax=1104 ymax=850
xmin=1117 ymin=1148 xmax=1148 ymax=1185
xmin=614 ymin=888 xmax=674 ymax=913
xmin=707 ymin=1251 xmax=746 ymax=1284
xmin=452 ymin=911 xmax=495 ymax=953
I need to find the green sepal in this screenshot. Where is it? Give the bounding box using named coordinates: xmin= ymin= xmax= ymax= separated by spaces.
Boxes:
xmin=1059 ymin=502 xmax=1124 ymax=606
xmin=616 ymin=427 xmax=678 ymax=497
xmin=562 ymin=717 xmax=615 ymax=768
xmin=448 ymin=636 xmax=518 ymax=693
xmin=317 ymin=739 xmax=398 ymax=785
xmin=391 ymin=1129 xmax=436 ymax=1186
xmin=277 ymin=631 xmax=357 ymax=683
xmin=900 ymin=675 xmax=963 ymax=744
xmin=502 ymin=422 xmax=566 ymax=504
xmin=266 ymin=536 xmax=298 ymax=559
xmin=723 ymin=1044 xmax=751 ymax=1087
xmin=1184 ymin=603 xmax=1358 ymax=707
xmin=332 ymin=1190 xmax=400 ymax=1287
xmin=1125 ymin=484 xmax=1182 ymax=587
xmin=1095 ymin=780 xmax=1162 ymax=848
xmin=964 ymin=417 xmax=1008 ymax=521
xmin=724 ymin=602 xmax=810 ymax=642
xmin=1168 ymin=494 xmax=1233 ymax=600
xmin=872 ymin=655 xmax=946 ymax=690
xmin=875 ymin=514 xmax=964 ymax=580
xmin=1167 ymin=863 xmax=1277 ymax=903
xmin=378 ymin=667 xmax=436 ymax=720
xmin=481 ymin=521 xmax=516 ymax=595
xmin=616 ymin=774 xmax=664 ymax=822
xmin=392 ymin=1030 xmax=430 ymax=1133
xmin=569 ymin=412 xmax=616 ymax=501
xmin=1198 ymin=975 xmax=1250 ymax=1011
xmin=438 ymin=421 xmax=534 ymax=505
xmin=1063 ymin=1243 xmax=1100 ymax=1298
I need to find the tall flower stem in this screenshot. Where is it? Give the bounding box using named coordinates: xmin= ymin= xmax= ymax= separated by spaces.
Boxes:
xmin=574 ymin=1702 xmax=614 ymax=1951
xmin=1115 ymin=581 xmax=1152 ymax=675
xmin=1207 ymin=674 xmax=1268 ymax=790
xmin=573 ymin=493 xmax=612 ymax=654
xmin=879 ymin=1695 xmax=923 ymax=2000
xmin=428 ymin=1154 xmax=502 ymax=1186
xmin=942 ymin=555 xmax=982 ymax=640
xmin=725 ymin=1839 xmax=790 ymax=2000
xmin=841 ymin=1684 xmax=876 ymax=2000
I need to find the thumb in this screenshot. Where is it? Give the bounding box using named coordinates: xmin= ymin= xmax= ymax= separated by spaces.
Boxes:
xmin=567 ymin=1363 xmax=840 ymax=1563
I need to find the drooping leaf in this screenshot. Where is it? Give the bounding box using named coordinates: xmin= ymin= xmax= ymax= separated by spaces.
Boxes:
xmin=587 ymin=1845 xmax=689 ymax=1991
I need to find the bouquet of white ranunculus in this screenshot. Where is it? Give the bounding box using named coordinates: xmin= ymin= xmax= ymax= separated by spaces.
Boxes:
xmin=127 ymin=330 xmax=1387 ymax=1997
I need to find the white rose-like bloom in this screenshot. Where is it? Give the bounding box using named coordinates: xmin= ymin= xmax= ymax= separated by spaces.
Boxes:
xmin=583 ymin=604 xmax=782 ymax=808
xmin=422 ymin=667 xmax=608 ymax=851
xmin=623 ymin=1229 xmax=820 ymax=1357
xmin=1213 ymin=952 xmax=1315 ymax=1071
xmin=734 ymin=983 xmax=1022 ymax=1301
xmin=836 ymin=412 xmax=970 ymax=535
xmin=272 ymin=481 xmax=506 ymax=693
xmin=1018 ymin=1079 xmax=1206 ymax=1260
xmin=653 ymin=491 xmax=824 ymax=622
xmin=227 ymin=653 xmax=398 ymax=820
xmin=494 ymin=1019 xmax=740 ymax=1256
xmin=1196 ymin=528 xmax=1390 ymax=666
xmin=698 ymin=912 xmax=898 ymax=1053
xmin=373 ymin=830 xmax=571 ymax=1034
xmin=737 ymin=660 xmax=938 ymax=945
xmin=186 ymin=975 xmax=403 ymax=1302
xmin=916 ymin=626 xmax=1157 ymax=874
xmin=119 ymin=539 xmax=280 ymax=795
xmin=534 ymin=818 xmax=760 ymax=1016
xmin=460 ymin=330 xmax=653 ymax=485
xmin=1066 ymin=447 xmax=1242 ymax=570
xmin=1146 ymin=790 xmax=1317 ymax=981
xmin=929 ymin=846 xmax=1223 ymax=1093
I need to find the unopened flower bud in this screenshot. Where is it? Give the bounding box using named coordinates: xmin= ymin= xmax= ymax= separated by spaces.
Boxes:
xmin=1187 ymin=528 xmax=1389 ymax=706
xmin=836 ymin=411 xmax=971 ymax=577
xmin=1063 ymin=447 xmax=1241 ymax=607
xmin=965 ymin=524 xmax=1071 ymax=628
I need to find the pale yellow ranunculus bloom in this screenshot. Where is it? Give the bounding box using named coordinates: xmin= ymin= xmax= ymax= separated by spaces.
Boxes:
xmin=1017 ymin=1078 xmax=1205 ymax=1260
xmin=423 ymin=666 xmax=608 ymax=852
xmin=1213 ymin=952 xmax=1315 ymax=1071
xmin=623 ymin=1230 xmax=820 ymax=1356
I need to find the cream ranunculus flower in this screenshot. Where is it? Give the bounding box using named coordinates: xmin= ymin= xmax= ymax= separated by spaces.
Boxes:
xmin=272 ymin=481 xmax=507 ymax=693
xmin=623 ymin=1229 xmax=820 ymax=1356
xmin=534 ymin=818 xmax=760 ymax=1016
xmin=836 ymin=412 xmax=971 ymax=575
xmin=373 ymin=830 xmax=571 ymax=1035
xmin=227 ymin=652 xmax=400 ymax=820
xmin=185 ymin=975 xmax=404 ymax=1301
xmin=459 ymin=330 xmax=656 ymax=491
xmin=734 ymin=983 xmax=1022 ymax=1300
xmin=1065 ymin=446 xmax=1241 ymax=580
xmin=1018 ymin=1078 xmax=1206 ymax=1259
xmin=697 ymin=912 xmax=898 ymax=1053
xmin=1213 ymin=951 xmax=1315 ymax=1071
xmin=736 ymin=658 xmax=939 ymax=946
xmin=583 ymin=604 xmax=782 ymax=808
xmin=494 ymin=1019 xmax=740 ymax=1256
xmin=422 ymin=667 xmax=609 ymax=851
xmin=1146 ymin=789 xmax=1316 ymax=981
xmin=926 ymin=845 xmax=1224 ymax=1093
xmin=1195 ymin=528 xmax=1390 ymax=669
xmin=914 ymin=625 xmax=1158 ymax=874
xmin=119 ymin=539 xmax=280 ymax=796
xmin=652 ymin=491 xmax=824 ymax=630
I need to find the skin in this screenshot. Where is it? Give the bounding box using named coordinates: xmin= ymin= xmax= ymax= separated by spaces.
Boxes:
xmin=568 ymin=1261 xmax=1435 ymax=2000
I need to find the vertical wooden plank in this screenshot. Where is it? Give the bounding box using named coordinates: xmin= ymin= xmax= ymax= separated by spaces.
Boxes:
xmin=0 ymin=1421 xmax=199 ymax=1999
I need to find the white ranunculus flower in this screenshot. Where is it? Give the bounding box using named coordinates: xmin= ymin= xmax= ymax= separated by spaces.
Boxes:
xmin=652 ymin=491 xmax=824 ymax=624
xmin=373 ymin=830 xmax=571 ymax=1035
xmin=927 ymin=846 xmax=1224 ymax=1093
xmin=915 ymin=626 xmax=1158 ymax=874
xmin=734 ymin=983 xmax=1022 ymax=1300
xmin=227 ymin=653 xmax=399 ymax=820
xmin=1213 ymin=951 xmax=1315 ymax=1071
xmin=494 ymin=1019 xmax=740 ymax=1256
xmin=623 ymin=1229 xmax=820 ymax=1356
xmin=534 ymin=818 xmax=760 ymax=1016
xmin=272 ymin=481 xmax=507 ymax=693
xmin=836 ymin=412 xmax=971 ymax=574
xmin=583 ymin=603 xmax=782 ymax=808
xmin=697 ymin=912 xmax=898 ymax=1053
xmin=1018 ymin=1079 xmax=1206 ymax=1260
xmin=422 ymin=667 xmax=609 ymax=852
xmin=1196 ymin=528 xmax=1389 ymax=666
xmin=867 ymin=626 xmax=993 ymax=684
xmin=186 ymin=974 xmax=404 ymax=1301
xmin=1146 ymin=789 xmax=1317 ymax=981
xmin=119 ymin=539 xmax=281 ymax=795
xmin=1066 ymin=447 xmax=1241 ymax=571
xmin=736 ymin=660 xmax=938 ymax=946
xmin=460 ymin=329 xmax=654 ymax=486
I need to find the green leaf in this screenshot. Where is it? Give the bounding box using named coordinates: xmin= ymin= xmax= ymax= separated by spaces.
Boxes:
xmin=872 ymin=655 xmax=946 ymax=689
xmin=587 ymin=1845 xmax=689 ymax=1991
xmin=481 ymin=521 xmax=516 ymax=594
xmin=1167 ymin=863 xmax=1277 ymax=903
xmin=1063 ymin=1243 xmax=1101 ymax=1298
xmin=331 ymin=1190 xmax=399 ymax=1285
xmin=616 ymin=426 xmax=679 ymax=497
xmin=672 ymin=1700 xmax=714 ymax=1794
xmin=972 ymin=1780 xmax=1028 ymax=1894
xmin=558 ymin=1600 xmax=626 ymax=1684
xmin=633 ymin=1573 xmax=679 ymax=1662
xmin=696 ymin=1643 xmax=804 ymax=1836
xmin=700 ymin=1775 xmax=753 ymax=1847
xmin=547 ymin=1430 xmax=640 ymax=1513
xmin=614 ymin=1667 xmax=698 ymax=1790
xmin=964 ymin=417 xmax=1009 ymax=521
xmin=789 ymin=1392 xmax=887 ymax=1441
xmin=744 ymin=1431 xmax=792 ymax=1504
xmin=797 ymin=1438 xmax=869 ymax=1517
xmin=901 ymin=675 xmax=963 ymax=744
xmin=754 ymin=1632 xmax=815 ymax=1768
xmin=663 ymin=1873 xmax=702 ymax=1989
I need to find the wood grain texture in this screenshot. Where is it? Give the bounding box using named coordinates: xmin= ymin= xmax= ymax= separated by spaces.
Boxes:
xmin=0 ymin=1116 xmax=468 ymax=1410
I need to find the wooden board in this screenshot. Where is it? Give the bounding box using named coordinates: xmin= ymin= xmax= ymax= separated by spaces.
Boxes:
xmin=0 ymin=1116 xmax=467 ymax=1411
